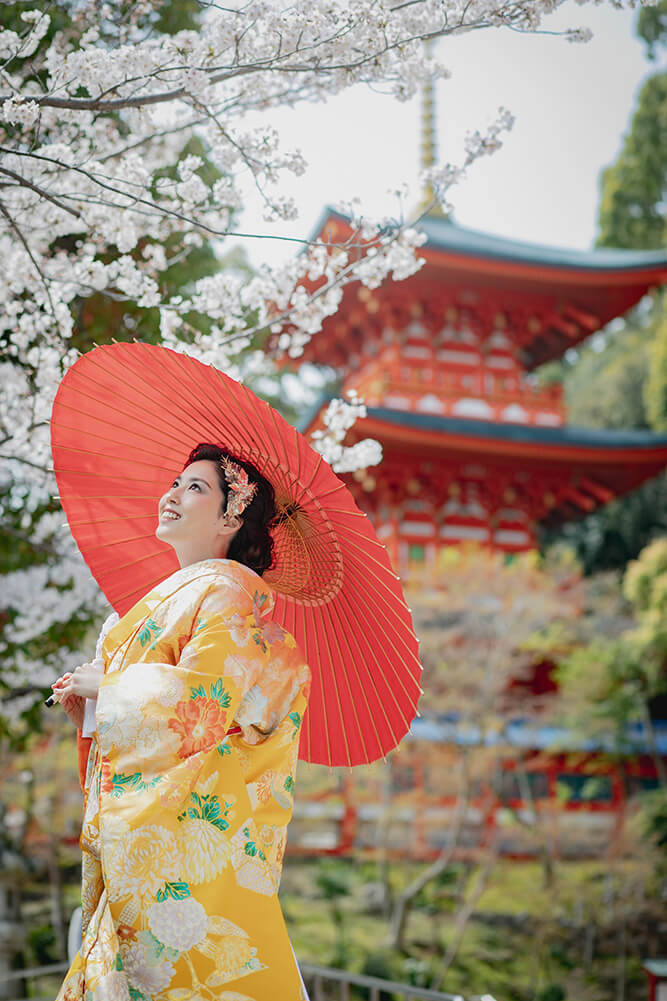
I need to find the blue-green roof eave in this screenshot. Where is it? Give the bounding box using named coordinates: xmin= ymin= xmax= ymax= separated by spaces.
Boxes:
xmin=313 ymin=206 xmax=667 ymax=274
xmin=365 ymin=406 xmax=667 ymax=451
xmin=298 ymin=393 xmax=667 ymax=451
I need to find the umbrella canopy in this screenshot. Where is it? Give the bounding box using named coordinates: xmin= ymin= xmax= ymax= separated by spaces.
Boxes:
xmin=51 ymin=341 xmax=422 ymax=767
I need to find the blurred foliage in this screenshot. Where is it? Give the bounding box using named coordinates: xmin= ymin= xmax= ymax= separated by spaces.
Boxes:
xmin=554 ymin=538 xmax=667 ymax=781
xmin=637 ymin=0 xmax=667 ymax=58
xmin=537 ymin=2 xmax=667 ymax=574
xmin=596 ymin=71 xmax=666 ymax=251
xmin=282 ymin=856 xmax=662 ymax=1001
xmin=646 ymin=303 xmax=667 ymax=432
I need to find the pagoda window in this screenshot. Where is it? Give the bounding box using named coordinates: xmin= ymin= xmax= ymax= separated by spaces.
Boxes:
xmin=501 ymin=403 xmax=529 ymax=424
xmin=452 ymin=399 xmax=493 ymax=420
xmin=555 ymin=773 xmax=613 ymax=804
xmin=404 ymin=344 xmax=431 ymax=360
xmin=488 ymin=354 xmax=513 ymax=369
xmin=626 ymin=775 xmax=659 ymax=798
xmin=437 ymin=347 xmax=480 ymax=367
xmin=497 ymin=770 xmax=549 ymax=802
xmin=404 ymin=499 xmax=430 ymax=513
xmin=408 ymin=543 xmax=425 ymax=562
xmin=417 ymin=394 xmax=445 ymax=414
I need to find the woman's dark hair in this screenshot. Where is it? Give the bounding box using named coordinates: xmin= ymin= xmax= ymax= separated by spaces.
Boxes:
xmin=185 ymin=442 xmax=276 ymax=576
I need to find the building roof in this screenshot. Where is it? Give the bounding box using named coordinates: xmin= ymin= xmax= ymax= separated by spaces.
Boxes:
xmin=307 ymin=208 xmax=666 ymax=368
xmin=420 ymin=213 xmax=667 ymax=273
xmin=299 ymin=398 xmax=667 ymax=517
xmin=411 ymin=714 xmax=667 ymax=755
xmin=364 ymin=407 xmax=667 ymax=451
xmin=312 ymin=206 xmax=667 ymax=275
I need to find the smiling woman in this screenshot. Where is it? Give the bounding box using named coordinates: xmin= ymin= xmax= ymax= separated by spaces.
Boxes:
xmin=52 ymin=443 xmax=312 ymax=1001
xmin=156 ymin=443 xmax=277 ymax=574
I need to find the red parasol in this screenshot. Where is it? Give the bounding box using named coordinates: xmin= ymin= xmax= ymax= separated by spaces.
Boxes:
xmin=51 ymin=341 xmax=422 ymax=768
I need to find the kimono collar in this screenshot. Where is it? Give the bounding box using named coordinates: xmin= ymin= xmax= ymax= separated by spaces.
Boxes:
xmin=101 ymin=558 xmax=274 ymax=665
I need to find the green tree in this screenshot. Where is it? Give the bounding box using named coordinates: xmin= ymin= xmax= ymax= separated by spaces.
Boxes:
xmin=555 ymin=538 xmax=667 ymax=787
xmin=596 ymin=72 xmax=666 ymax=251
xmin=539 ymin=2 xmax=667 ymax=572
xmin=645 ymin=304 xmax=667 ymax=431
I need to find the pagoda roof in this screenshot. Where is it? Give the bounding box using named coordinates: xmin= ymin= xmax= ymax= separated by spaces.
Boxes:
xmin=314 ymin=206 xmax=667 ymax=275
xmin=411 ymin=714 xmax=667 ymax=755
xmin=362 ymin=406 xmax=667 ymax=452
xmin=301 ymin=397 xmax=667 ymax=452
xmin=300 ymin=400 xmax=667 ymax=513
xmin=419 ymin=212 xmax=667 ymax=273
xmin=306 ymin=208 xmax=667 ymax=368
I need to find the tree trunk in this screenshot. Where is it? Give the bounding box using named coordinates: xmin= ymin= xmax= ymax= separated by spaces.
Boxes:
xmin=432 ymin=845 xmax=499 ymax=992
xmin=387 ymin=754 xmax=470 ymax=952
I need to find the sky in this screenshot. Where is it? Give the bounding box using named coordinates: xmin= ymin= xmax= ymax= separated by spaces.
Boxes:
xmin=233 ymin=3 xmax=658 ymax=270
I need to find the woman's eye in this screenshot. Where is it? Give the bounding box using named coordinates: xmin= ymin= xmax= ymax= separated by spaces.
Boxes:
xmin=189 ymin=483 xmax=201 ymax=491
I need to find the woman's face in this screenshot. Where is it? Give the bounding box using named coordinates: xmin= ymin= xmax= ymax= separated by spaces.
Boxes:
xmin=155 ymin=459 xmax=236 ymax=562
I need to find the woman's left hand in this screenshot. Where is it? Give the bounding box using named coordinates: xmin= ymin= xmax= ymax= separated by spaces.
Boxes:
xmin=55 ymin=662 xmax=102 ymax=701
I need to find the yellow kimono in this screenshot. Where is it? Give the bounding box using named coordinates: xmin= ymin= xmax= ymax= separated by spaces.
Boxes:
xmin=57 ymin=558 xmax=311 ymax=1001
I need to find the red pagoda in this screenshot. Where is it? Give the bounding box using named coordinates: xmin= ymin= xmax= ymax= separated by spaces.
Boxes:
xmin=297 ymin=207 xmax=667 ymax=571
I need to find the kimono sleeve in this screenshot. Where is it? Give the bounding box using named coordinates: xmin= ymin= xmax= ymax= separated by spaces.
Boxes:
xmin=96 ymin=583 xmax=262 ymax=773
xmin=235 ymin=635 xmax=311 ymax=745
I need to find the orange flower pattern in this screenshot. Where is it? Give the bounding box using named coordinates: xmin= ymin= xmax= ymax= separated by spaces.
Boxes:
xmin=57 ymin=559 xmax=310 ymax=1001
xmin=169 ymin=694 xmax=228 ymax=756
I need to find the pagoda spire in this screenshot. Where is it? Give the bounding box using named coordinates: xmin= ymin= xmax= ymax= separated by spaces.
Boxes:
xmin=417 ymin=40 xmax=446 ymax=218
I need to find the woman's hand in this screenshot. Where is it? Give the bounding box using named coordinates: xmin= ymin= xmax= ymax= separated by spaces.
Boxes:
xmin=52 ymin=662 xmax=102 ymax=701
xmin=60 ymin=692 xmax=86 ymax=729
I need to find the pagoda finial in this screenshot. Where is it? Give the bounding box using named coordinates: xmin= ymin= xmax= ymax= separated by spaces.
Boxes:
xmin=417 ymin=39 xmax=446 ymax=218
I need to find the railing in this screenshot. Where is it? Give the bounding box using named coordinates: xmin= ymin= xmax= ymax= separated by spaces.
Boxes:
xmin=300 ymin=964 xmax=464 ymax=1001
xmin=1 ymin=961 xmax=472 ymax=1001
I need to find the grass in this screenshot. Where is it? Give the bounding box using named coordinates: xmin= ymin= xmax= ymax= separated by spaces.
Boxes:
xmin=280 ymin=855 xmax=659 ymax=1001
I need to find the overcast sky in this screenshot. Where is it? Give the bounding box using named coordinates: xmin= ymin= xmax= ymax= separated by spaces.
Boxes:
xmin=232 ymin=3 xmax=656 ymax=270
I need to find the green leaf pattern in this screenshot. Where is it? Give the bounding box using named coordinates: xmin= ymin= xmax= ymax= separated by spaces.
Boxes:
xmin=138 ymin=617 xmax=164 ymax=650
xmin=110 ymin=771 xmax=162 ymax=797
xmin=177 ymin=791 xmax=234 ymax=833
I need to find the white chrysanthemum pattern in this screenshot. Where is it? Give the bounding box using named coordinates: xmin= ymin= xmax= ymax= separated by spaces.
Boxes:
xmin=148 ymin=895 xmax=209 ymax=951
xmin=105 ymin=825 xmax=180 ymax=902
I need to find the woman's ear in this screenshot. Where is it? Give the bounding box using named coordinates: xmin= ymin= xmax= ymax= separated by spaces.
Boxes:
xmin=220 ymin=514 xmax=241 ymax=534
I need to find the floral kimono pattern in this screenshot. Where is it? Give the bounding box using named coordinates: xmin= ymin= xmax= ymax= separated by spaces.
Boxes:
xmin=57 ymin=559 xmax=311 ymax=1001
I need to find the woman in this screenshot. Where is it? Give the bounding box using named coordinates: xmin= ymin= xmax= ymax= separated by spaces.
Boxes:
xmin=52 ymin=443 xmax=311 ymax=1001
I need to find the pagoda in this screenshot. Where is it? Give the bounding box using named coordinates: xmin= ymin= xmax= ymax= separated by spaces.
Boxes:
xmin=292 ymin=76 xmax=667 ymax=572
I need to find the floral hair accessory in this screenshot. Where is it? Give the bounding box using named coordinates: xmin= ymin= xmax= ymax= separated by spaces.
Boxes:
xmin=220 ymin=456 xmax=257 ymax=519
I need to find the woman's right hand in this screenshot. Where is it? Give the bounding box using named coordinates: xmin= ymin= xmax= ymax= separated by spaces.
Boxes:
xmin=51 ymin=672 xmax=86 ymax=728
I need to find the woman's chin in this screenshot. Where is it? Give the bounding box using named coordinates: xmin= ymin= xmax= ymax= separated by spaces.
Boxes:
xmin=155 ymin=522 xmax=178 ymax=545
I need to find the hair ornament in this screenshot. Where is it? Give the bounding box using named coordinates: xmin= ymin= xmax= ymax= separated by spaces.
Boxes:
xmin=221 ymin=456 xmax=257 ymax=519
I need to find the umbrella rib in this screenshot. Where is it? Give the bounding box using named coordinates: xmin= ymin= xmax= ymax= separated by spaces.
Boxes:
xmin=167 ymin=353 xmax=255 ymax=448
xmin=307 ymin=604 xmax=334 ymax=768
xmin=339 ymin=546 xmax=422 ymax=681
xmin=67 ymin=513 xmax=157 ymax=526
xmin=82 ymin=531 xmax=164 ymax=551
xmin=52 ymin=412 xmax=185 ymax=452
xmin=55 ymin=468 xmax=161 ymax=484
xmin=108 ymin=549 xmax=172 ymax=574
xmin=114 ymin=571 xmax=167 ymax=606
xmin=57 ymin=374 xmax=197 ymax=446
xmin=54 ymin=444 xmax=174 ymax=476
xmin=108 ymin=344 xmax=254 ymax=456
xmin=321 ymin=597 xmax=378 ymax=765
xmin=293 ymin=450 xmax=324 ymax=508
xmin=316 ymin=602 xmax=353 ymax=768
xmin=285 ymin=596 xmax=312 ymax=761
xmin=336 ymin=580 xmax=418 ymax=732
xmin=342 ymin=534 xmax=420 ymax=631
